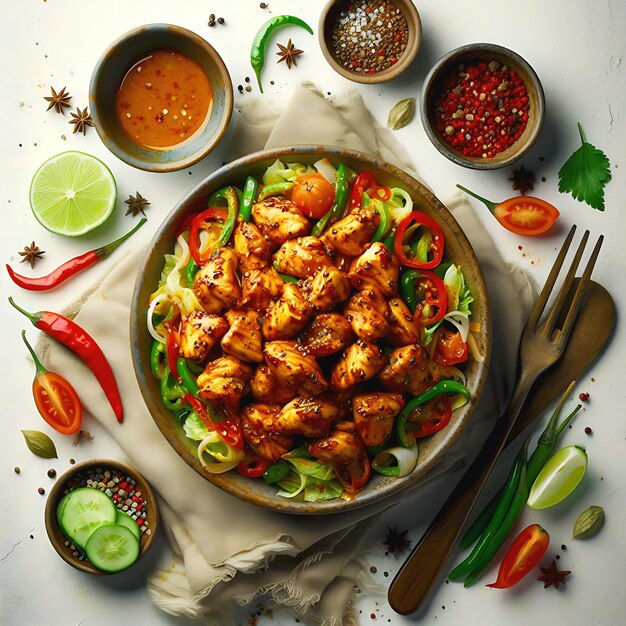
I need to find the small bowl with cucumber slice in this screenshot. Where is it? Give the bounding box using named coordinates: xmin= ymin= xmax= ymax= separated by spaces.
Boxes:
xmin=44 ymin=459 xmax=159 ymax=575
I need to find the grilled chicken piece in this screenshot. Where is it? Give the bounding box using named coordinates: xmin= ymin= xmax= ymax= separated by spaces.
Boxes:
xmin=241 ymin=404 xmax=293 ymax=462
xmin=299 ymin=313 xmax=353 ymax=358
xmin=233 ymin=221 xmax=271 ymax=269
xmin=308 ymin=429 xmax=364 ymax=464
xmin=273 ymin=236 xmax=333 ymax=279
xmin=193 ymin=247 xmax=241 ymax=314
xmin=239 ymin=265 xmax=284 ymax=313
xmin=263 ymin=341 xmax=328 ymax=398
xmin=179 ymin=310 xmax=228 ymax=363
xmin=377 ymin=344 xmax=431 ymax=395
xmin=330 ymin=341 xmax=387 ymax=390
xmin=197 ymin=356 xmax=253 ymax=411
xmin=263 ymin=283 xmax=313 ymax=341
xmin=344 ymin=288 xmax=389 ymax=342
xmin=348 ymin=242 xmax=399 ymax=297
xmin=386 ymin=297 xmax=421 ymax=347
xmin=251 ymin=196 xmax=311 ymax=247
xmin=320 ymin=207 xmax=380 ymax=257
xmin=221 ymin=310 xmax=263 ymax=363
xmin=301 ymin=266 xmax=351 ymax=312
xmin=250 ymin=365 xmax=298 ymax=404
xmin=352 ymin=392 xmax=405 ymax=447
xmin=270 ymin=396 xmax=340 ymax=437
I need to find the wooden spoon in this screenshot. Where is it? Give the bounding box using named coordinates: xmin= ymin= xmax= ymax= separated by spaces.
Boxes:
xmin=388 ymin=279 xmax=615 ymax=615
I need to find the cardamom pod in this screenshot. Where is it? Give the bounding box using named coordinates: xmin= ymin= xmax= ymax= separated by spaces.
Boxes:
xmin=387 ymin=98 xmax=416 ymax=131
xmin=572 ymin=505 xmax=605 ymax=539
xmin=21 ymin=429 xmax=58 ymax=459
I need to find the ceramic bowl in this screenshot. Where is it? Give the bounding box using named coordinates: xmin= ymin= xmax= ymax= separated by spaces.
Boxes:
xmin=421 ymin=43 xmax=545 ymax=169
xmin=89 ymin=24 xmax=233 ymax=172
xmin=319 ymin=0 xmax=422 ymax=84
xmin=44 ymin=459 xmax=159 ymax=575
xmin=130 ymin=146 xmax=491 ymax=515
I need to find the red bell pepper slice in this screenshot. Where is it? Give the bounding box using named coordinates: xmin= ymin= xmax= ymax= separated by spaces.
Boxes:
xmin=349 ymin=171 xmax=392 ymax=209
xmin=406 ymin=394 xmax=452 ymax=438
xmin=487 ymin=524 xmax=550 ymax=589
xmin=394 ymin=211 xmax=445 ymax=270
xmin=189 ymin=207 xmax=228 ymax=266
xmin=433 ymin=329 xmax=469 ymax=366
xmin=184 ymin=393 xmax=243 ymax=450
xmin=412 ymin=270 xmax=448 ymax=328
xmin=162 ymin=314 xmax=182 ymax=380
xmin=236 ymin=450 xmax=271 ymax=477
xmin=334 ymin=443 xmax=371 ymax=494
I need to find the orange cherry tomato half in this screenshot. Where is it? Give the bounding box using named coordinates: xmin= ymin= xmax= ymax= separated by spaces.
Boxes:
xmin=487 ymin=524 xmax=550 ymax=589
xmin=33 ymin=372 xmax=82 ymax=435
xmin=493 ymin=197 xmax=560 ymax=236
xmin=433 ymin=329 xmax=469 ymax=366
xmin=291 ymin=173 xmax=336 ymax=219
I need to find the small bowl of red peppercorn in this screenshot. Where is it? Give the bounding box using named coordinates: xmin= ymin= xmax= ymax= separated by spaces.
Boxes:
xmin=421 ymin=43 xmax=545 ymax=169
xmin=44 ymin=458 xmax=160 ymax=575
xmin=319 ymin=0 xmax=422 ymax=84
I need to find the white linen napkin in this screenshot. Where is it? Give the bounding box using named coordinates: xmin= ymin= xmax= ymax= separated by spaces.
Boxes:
xmin=39 ymin=83 xmax=533 ymax=626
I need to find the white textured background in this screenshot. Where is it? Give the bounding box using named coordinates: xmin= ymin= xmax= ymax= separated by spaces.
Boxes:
xmin=1 ymin=1 xmax=625 ymax=625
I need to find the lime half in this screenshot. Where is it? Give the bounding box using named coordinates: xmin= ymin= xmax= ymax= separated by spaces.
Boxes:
xmin=29 ymin=151 xmax=117 ymax=236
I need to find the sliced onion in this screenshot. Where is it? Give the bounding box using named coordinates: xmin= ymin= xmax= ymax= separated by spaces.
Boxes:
xmin=197 ymin=433 xmax=241 ymax=473
xmin=277 ymin=472 xmax=309 ymax=499
xmin=443 ymin=311 xmax=470 ymax=342
xmin=467 ymin=332 xmax=485 ymax=363
xmin=389 ymin=187 xmax=414 ymax=222
xmin=427 ymin=361 xmax=467 ymax=387
xmin=147 ymin=294 xmax=169 ymax=343
xmin=166 ymin=234 xmax=190 ymax=295
xmin=373 ymin=443 xmax=418 ymax=478
xmin=451 ymin=393 xmax=471 ymax=411
xmin=314 ymin=157 xmax=338 ymax=185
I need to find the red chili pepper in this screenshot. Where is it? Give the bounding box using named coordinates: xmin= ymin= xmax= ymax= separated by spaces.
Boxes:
xmin=487 ymin=524 xmax=550 ymax=589
xmin=406 ymin=394 xmax=452 ymax=438
xmin=394 ymin=211 xmax=445 ymax=269
xmin=6 ymin=219 xmax=146 ymax=291
xmin=236 ymin=449 xmax=271 ymax=477
xmin=413 ymin=270 xmax=448 ymax=327
xmin=349 ymin=171 xmax=377 ymax=210
xmin=184 ymin=393 xmax=243 ymax=450
xmin=163 ymin=316 xmax=182 ymax=380
xmin=9 ymin=297 xmax=124 ymax=423
xmin=433 ymin=329 xmax=469 ymax=366
xmin=189 ymin=208 xmax=228 ymax=266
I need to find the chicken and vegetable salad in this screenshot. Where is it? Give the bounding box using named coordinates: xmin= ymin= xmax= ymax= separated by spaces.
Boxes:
xmin=147 ymin=159 xmax=481 ymax=501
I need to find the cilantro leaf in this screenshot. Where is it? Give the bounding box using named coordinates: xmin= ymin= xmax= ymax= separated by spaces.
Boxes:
xmin=558 ymin=123 xmax=611 ymax=211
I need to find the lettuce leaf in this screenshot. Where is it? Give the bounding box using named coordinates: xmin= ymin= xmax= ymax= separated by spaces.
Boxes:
xmin=443 ymin=264 xmax=473 ymax=315
xmin=262 ymin=160 xmax=312 ymax=185
xmin=183 ymin=412 xmax=209 ymax=441
xmin=158 ymin=254 xmax=178 ymax=289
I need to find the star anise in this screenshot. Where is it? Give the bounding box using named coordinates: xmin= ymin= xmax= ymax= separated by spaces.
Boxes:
xmin=509 ymin=166 xmax=536 ymax=195
xmin=19 ymin=242 xmax=45 ymax=268
xmin=537 ymin=560 xmax=571 ymax=589
xmin=383 ymin=526 xmax=411 ymax=555
xmin=276 ymin=39 xmax=303 ymax=69
xmin=44 ymin=86 xmax=72 ymax=114
xmin=125 ymin=191 xmax=150 ymax=217
xmin=68 ymin=106 xmax=94 ymax=135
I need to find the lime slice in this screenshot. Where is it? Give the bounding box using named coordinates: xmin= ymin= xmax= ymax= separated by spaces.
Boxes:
xmin=29 ymin=151 xmax=116 ymax=236
xmin=528 ymin=445 xmax=588 ymax=510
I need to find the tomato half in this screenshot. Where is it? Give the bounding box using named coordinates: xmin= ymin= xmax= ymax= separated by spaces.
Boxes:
xmin=487 ymin=524 xmax=550 ymax=589
xmin=433 ymin=329 xmax=469 ymax=366
xmin=493 ymin=197 xmax=560 ymax=236
xmin=291 ymin=173 xmax=335 ymax=219
xmin=406 ymin=394 xmax=452 ymax=438
xmin=33 ymin=372 xmax=82 ymax=435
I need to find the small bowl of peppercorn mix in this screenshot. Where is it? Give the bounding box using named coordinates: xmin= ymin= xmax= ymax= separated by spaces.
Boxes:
xmin=319 ymin=0 xmax=422 ymax=84
xmin=44 ymin=458 xmax=160 ymax=575
xmin=421 ymin=43 xmax=545 ymax=169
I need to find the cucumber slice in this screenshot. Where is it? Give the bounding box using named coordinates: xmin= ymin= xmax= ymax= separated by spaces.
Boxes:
xmin=57 ymin=493 xmax=71 ymax=525
xmin=84 ymin=523 xmax=140 ymax=573
xmin=115 ymin=510 xmax=141 ymax=541
xmin=59 ymin=488 xmax=116 ymax=549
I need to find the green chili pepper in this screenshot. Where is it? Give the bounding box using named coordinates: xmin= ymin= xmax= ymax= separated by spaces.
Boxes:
xmin=415 ymin=231 xmax=432 ymax=263
xmin=150 ymin=340 xmax=168 ymax=380
xmin=399 ymin=269 xmax=421 ymax=313
xmin=251 ymin=15 xmax=313 ymax=93
xmin=372 ymin=461 xmax=401 ymax=476
xmin=396 ymin=380 xmax=471 ymax=447
xmin=160 ymin=373 xmax=186 ymax=411
xmin=272 ymin=262 xmax=299 ymax=284
xmin=262 ymin=460 xmax=291 ymax=484
xmin=186 ymin=259 xmax=198 ymax=286
xmin=383 ymin=227 xmax=396 ymax=252
xmin=241 ymin=176 xmax=258 ymax=222
xmin=312 ymin=163 xmax=349 ymax=237
xmin=434 ymin=261 xmax=452 ymax=280
xmin=449 ymin=441 xmax=528 ymax=581
xmin=462 ymin=460 xmax=529 ymax=587
xmin=460 ymin=385 xmax=581 ymax=549
xmin=208 ymin=186 xmax=239 ymax=249
xmin=177 ymin=358 xmax=201 ymax=397
xmin=258 ymin=181 xmax=294 ymax=201
xmin=372 ymin=200 xmax=391 ymax=242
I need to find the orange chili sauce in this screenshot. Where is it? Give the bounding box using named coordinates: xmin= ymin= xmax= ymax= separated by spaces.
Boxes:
xmin=115 ymin=49 xmax=212 ymax=149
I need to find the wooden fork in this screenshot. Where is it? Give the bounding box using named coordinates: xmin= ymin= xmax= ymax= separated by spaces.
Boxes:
xmin=388 ymin=225 xmax=604 ymax=616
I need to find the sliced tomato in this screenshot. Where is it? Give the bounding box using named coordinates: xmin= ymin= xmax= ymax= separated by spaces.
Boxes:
xmin=406 ymin=394 xmax=452 ymax=438
xmin=488 ymin=524 xmax=550 ymax=589
xmin=291 ymin=173 xmax=335 ymax=219
xmin=33 ymin=372 xmax=82 ymax=435
xmin=236 ymin=450 xmax=271 ymax=477
xmin=493 ymin=197 xmax=560 ymax=236
xmin=433 ymin=329 xmax=469 ymax=366
xmin=334 ymin=445 xmax=371 ymax=494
